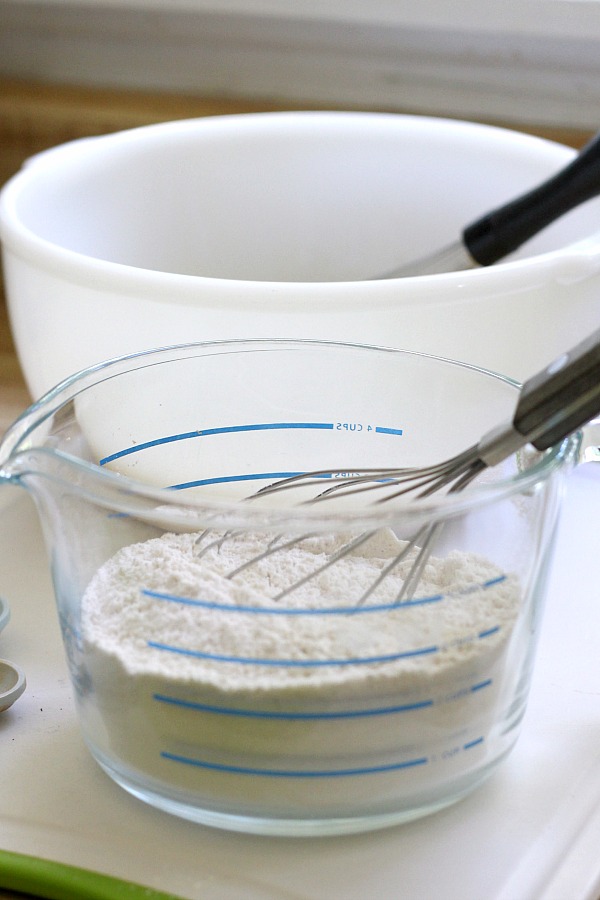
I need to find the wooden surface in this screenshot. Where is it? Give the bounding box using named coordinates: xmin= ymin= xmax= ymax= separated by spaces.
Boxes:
xmin=0 ymin=300 xmax=30 ymax=435
xmin=0 ymin=77 xmax=594 ymax=193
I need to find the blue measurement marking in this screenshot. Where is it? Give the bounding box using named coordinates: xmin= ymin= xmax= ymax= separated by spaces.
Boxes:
xmin=146 ymin=641 xmax=440 ymax=667
xmin=463 ymin=737 xmax=484 ymax=750
xmin=375 ymin=426 xmax=404 ymax=436
xmin=142 ymin=574 xmax=506 ymax=616
xmin=470 ymin=679 xmax=492 ymax=693
xmin=148 ymin=621 xmax=502 ymax=667
xmin=152 ymin=693 xmax=435 ymax=719
xmin=481 ymin=575 xmax=507 ymax=588
xmin=159 ymin=752 xmax=428 ymax=778
xmin=142 ymin=587 xmax=445 ymax=614
xmin=144 ymin=578 xmax=505 ymax=666
xmin=98 ymin=421 xmax=335 ymax=466
xmin=152 ymin=677 xmax=492 ymax=721
xmin=152 ymin=674 xmax=492 ymax=720
xmin=478 ymin=626 xmax=501 ymax=639
xmin=100 ymin=430 xmax=202 ymax=466
xmin=167 ymin=471 xmax=307 ymax=490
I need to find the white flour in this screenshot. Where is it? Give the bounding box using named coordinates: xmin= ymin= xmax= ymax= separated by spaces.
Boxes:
xmin=80 ymin=528 xmax=523 ymax=828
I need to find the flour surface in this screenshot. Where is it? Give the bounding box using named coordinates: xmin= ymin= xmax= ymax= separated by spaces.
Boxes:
xmin=81 ymin=529 xmax=520 ymax=692
xmin=78 ymin=528 xmax=527 ymax=824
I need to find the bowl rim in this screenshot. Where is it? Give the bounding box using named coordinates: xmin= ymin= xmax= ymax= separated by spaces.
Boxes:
xmin=0 ymin=110 xmax=593 ymax=296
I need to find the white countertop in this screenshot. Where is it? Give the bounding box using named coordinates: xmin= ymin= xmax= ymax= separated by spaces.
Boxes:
xmin=0 ymin=462 xmax=599 ymax=900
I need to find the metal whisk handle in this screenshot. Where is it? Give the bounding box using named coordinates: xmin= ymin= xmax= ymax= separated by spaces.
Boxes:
xmin=478 ymin=326 xmax=600 ymax=467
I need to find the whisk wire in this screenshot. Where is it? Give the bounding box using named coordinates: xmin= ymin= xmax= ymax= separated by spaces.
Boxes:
xmin=271 ymin=530 xmax=378 ymax=603
xmin=193 ymin=447 xmax=487 ymax=605
xmin=226 ymin=532 xmax=317 ymax=583
xmin=192 ymin=326 xmax=600 ymax=607
xmin=359 ymin=522 xmax=432 ymax=607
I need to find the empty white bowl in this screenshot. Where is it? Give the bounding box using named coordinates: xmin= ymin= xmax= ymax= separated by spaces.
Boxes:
xmin=1 ymin=111 xmax=600 ymax=398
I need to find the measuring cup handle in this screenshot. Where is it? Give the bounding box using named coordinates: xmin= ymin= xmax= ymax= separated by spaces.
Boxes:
xmin=513 ymin=325 xmax=600 ymax=451
xmin=578 ymin=416 xmax=600 ymax=465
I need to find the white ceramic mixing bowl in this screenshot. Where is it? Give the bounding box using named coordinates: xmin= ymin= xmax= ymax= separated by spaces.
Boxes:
xmin=1 ymin=111 xmax=599 ymax=398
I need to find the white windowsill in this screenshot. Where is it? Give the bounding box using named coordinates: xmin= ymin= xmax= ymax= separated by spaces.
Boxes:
xmin=1 ymin=1 xmax=599 ymax=129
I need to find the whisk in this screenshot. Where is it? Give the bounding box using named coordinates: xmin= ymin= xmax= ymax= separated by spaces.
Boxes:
xmin=196 ymin=327 xmax=600 ymax=603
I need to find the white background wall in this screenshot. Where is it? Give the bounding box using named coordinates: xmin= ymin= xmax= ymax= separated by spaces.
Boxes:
xmin=2 ymin=1 xmax=599 ymax=129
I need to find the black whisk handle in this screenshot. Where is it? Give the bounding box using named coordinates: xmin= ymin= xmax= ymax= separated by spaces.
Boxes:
xmin=514 ymin=326 xmax=600 ymax=450
xmin=464 ymin=130 xmax=600 ymax=266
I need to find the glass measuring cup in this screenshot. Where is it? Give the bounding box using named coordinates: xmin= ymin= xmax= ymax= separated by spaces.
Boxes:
xmin=0 ymin=339 xmax=595 ymax=836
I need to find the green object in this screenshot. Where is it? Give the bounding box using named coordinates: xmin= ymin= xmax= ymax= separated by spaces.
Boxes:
xmin=0 ymin=849 xmax=186 ymax=900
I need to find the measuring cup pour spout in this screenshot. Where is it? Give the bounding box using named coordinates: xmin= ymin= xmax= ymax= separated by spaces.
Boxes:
xmin=0 ymin=397 xmax=64 ymax=490
xmin=0 ymin=409 xmax=42 ymax=489
xmin=0 ymin=390 xmax=114 ymax=526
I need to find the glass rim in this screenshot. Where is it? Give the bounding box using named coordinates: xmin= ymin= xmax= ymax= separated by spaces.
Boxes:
xmin=3 ymin=338 xmax=578 ymax=528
